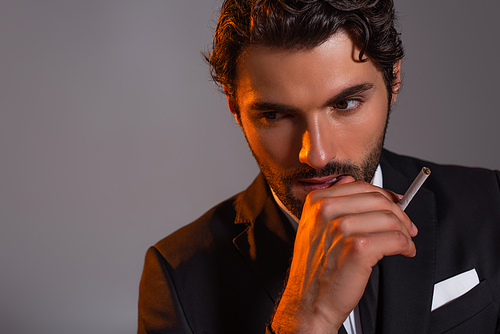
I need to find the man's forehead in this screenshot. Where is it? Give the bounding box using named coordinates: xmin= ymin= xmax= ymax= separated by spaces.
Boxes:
xmin=233 ymin=32 xmax=382 ymax=105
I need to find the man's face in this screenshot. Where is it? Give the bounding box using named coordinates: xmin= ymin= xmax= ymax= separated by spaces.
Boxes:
xmin=229 ymin=31 xmax=397 ymax=218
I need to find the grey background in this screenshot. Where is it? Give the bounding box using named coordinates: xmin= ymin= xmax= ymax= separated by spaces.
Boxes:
xmin=1 ymin=1 xmax=498 ymax=333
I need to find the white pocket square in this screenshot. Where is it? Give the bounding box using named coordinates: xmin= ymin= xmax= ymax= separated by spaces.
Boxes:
xmin=431 ymin=268 xmax=479 ymax=311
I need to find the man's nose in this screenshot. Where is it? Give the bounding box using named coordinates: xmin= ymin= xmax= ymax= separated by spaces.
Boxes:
xmin=298 ymin=115 xmax=336 ymax=169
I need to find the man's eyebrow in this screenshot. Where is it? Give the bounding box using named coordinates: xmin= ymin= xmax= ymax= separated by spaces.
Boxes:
xmin=248 ymin=82 xmax=375 ymax=112
xmin=322 ymin=83 xmax=375 ymax=108
xmin=248 ymin=101 xmax=298 ymax=113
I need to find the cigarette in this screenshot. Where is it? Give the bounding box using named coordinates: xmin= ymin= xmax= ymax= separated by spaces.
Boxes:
xmin=397 ymin=167 xmax=431 ymax=211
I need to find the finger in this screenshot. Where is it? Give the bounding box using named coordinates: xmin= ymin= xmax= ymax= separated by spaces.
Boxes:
xmin=331 ymin=210 xmax=414 ymax=239
xmin=340 ymin=230 xmax=417 ymax=267
xmin=332 ymin=175 xmax=356 ymax=186
xmin=314 ymin=192 xmax=415 ymax=237
xmin=309 ymin=179 xmax=402 ymax=204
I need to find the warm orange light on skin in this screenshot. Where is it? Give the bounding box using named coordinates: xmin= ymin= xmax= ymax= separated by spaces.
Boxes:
xmin=227 ymin=31 xmax=400 ymax=207
xmin=298 ymin=113 xmax=332 ymax=169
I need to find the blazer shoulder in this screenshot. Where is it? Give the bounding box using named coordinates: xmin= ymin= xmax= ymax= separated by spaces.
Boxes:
xmin=382 ymin=150 xmax=500 ymax=223
xmin=382 ymin=149 xmax=500 ymax=193
xmin=153 ymin=193 xmax=248 ymax=269
xmin=151 ymin=173 xmax=272 ymax=269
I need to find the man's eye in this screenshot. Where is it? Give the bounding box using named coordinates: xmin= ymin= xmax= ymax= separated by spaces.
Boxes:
xmin=335 ymin=99 xmax=359 ymax=110
xmin=258 ymin=111 xmax=290 ymax=125
xmin=263 ymin=112 xmax=277 ymax=120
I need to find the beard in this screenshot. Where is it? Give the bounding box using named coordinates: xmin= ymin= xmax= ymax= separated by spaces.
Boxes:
xmin=245 ymin=119 xmax=388 ymax=219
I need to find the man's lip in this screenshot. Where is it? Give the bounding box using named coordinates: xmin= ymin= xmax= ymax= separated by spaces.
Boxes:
xmin=297 ymin=175 xmax=345 ymax=184
xmin=295 ymin=175 xmax=347 ymax=191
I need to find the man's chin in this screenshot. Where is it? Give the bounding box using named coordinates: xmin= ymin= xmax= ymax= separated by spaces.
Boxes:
xmin=273 ymin=188 xmax=305 ymax=219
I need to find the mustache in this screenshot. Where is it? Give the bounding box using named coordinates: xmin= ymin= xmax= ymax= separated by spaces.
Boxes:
xmin=280 ymin=161 xmax=362 ymax=183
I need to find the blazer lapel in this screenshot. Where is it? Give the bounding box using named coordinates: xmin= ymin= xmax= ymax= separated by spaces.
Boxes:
xmin=378 ymin=153 xmax=437 ymax=334
xmin=232 ymin=174 xmax=296 ymax=303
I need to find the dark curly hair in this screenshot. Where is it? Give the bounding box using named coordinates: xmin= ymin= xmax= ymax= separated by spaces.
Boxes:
xmin=205 ymin=0 xmax=404 ymax=109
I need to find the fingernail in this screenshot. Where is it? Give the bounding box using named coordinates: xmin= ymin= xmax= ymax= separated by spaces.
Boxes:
xmin=412 ymin=223 xmax=418 ymax=234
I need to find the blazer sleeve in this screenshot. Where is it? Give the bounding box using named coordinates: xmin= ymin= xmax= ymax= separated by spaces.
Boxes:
xmin=138 ymin=246 xmax=194 ymax=334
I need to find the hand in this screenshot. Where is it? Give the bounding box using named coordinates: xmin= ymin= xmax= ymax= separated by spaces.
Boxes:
xmin=271 ymin=176 xmax=418 ymax=333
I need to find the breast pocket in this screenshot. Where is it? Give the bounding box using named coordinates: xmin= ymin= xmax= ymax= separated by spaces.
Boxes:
xmin=429 ymin=279 xmax=496 ymax=333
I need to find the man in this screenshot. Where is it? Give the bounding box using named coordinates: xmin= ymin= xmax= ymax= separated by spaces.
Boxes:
xmin=138 ymin=0 xmax=500 ymax=333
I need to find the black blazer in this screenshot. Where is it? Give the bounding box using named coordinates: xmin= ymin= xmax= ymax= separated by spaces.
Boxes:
xmin=138 ymin=150 xmax=500 ymax=333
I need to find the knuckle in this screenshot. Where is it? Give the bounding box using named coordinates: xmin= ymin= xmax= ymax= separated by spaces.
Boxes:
xmin=316 ymin=200 xmax=328 ymax=217
xmin=306 ymin=189 xmax=320 ymax=203
xmin=316 ymin=197 xmax=336 ymax=217
xmin=348 ymin=235 xmax=370 ymax=255
xmin=382 ymin=210 xmax=400 ymax=229
xmin=394 ymin=230 xmax=409 ymax=246
xmin=357 ymin=181 xmax=373 ymax=192
xmin=304 ymin=190 xmax=319 ymax=206
xmin=372 ymin=192 xmax=390 ymax=207
xmin=335 ymin=216 xmax=352 ymax=234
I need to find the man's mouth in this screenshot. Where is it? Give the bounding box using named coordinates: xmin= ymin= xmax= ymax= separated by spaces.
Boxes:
xmin=296 ymin=175 xmax=347 ymax=192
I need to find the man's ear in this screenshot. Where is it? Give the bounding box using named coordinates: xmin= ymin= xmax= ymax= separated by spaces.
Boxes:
xmin=223 ymin=86 xmax=242 ymax=127
xmin=390 ymin=60 xmax=402 ymax=107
